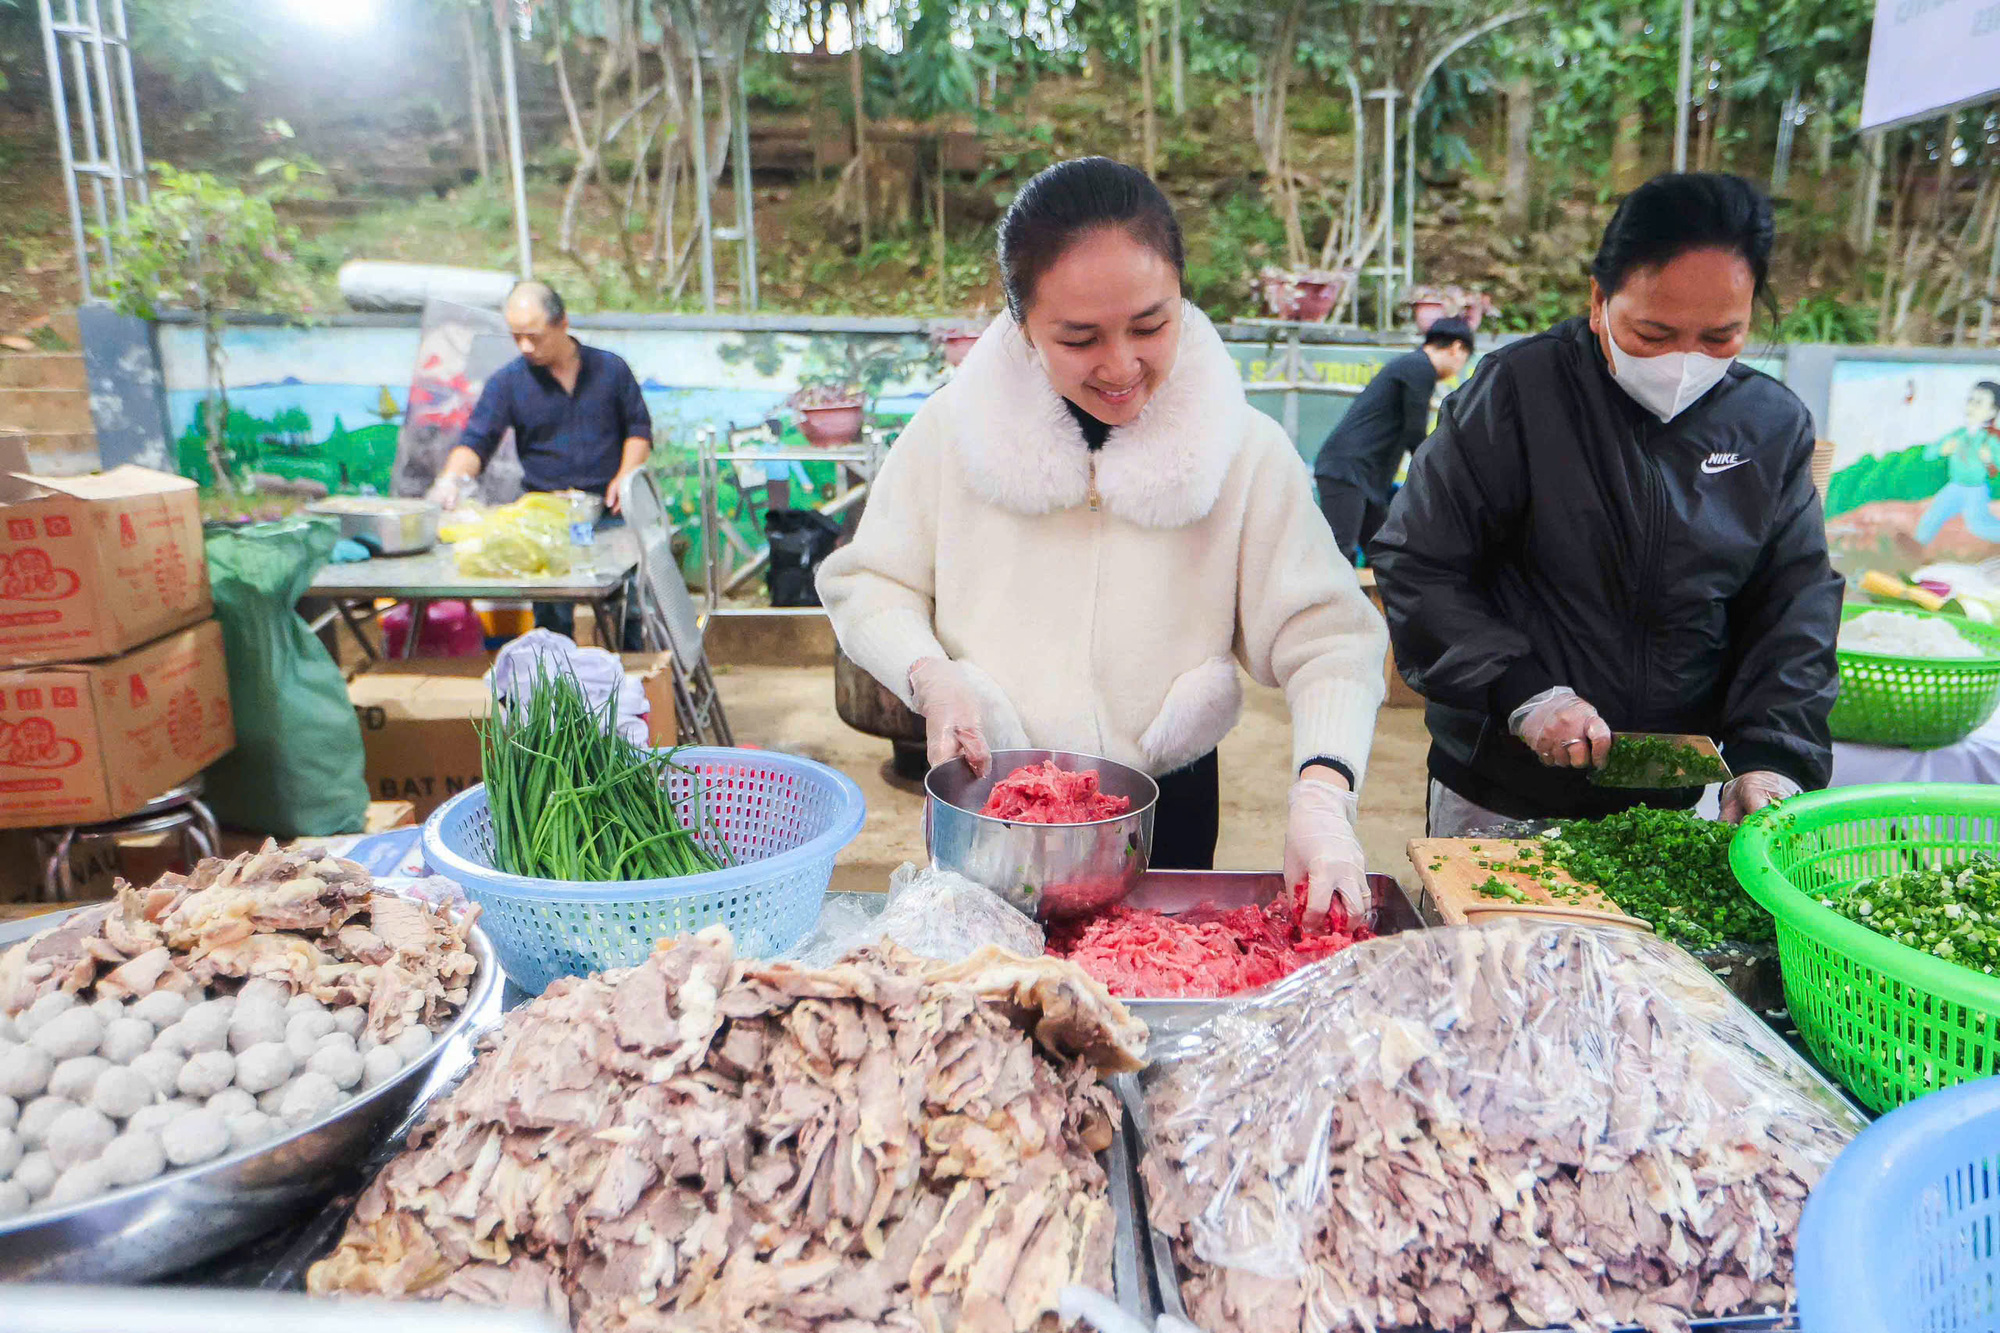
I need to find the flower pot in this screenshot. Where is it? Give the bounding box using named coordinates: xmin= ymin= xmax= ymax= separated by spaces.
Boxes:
xmin=1292 ymin=280 xmax=1340 ymax=322
xmin=941 ymin=333 xmax=982 ymax=366
xmin=1411 ymin=299 xmax=1446 ymax=333
xmin=799 ymin=402 xmax=864 ymax=447
xmin=1462 ymin=307 xmax=1485 ymax=331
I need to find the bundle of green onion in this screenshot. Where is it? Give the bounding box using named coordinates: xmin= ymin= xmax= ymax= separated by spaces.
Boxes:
xmin=478 ymin=665 xmax=729 ymax=881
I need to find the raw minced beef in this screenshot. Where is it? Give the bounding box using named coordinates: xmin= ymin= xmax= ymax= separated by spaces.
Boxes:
xmin=1046 ymin=889 xmax=1371 ymax=998
xmin=980 ymin=762 xmax=1132 ymax=824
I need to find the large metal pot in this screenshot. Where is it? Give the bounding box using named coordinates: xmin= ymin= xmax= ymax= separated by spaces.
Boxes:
xmin=925 ymin=748 xmax=1157 ymax=920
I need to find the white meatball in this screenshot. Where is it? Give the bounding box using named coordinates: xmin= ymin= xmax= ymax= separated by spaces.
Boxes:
xmin=91 ymin=1067 xmax=154 ymax=1121
xmin=0 ymin=1094 xmax=15 ymax=1129
xmin=255 ymin=1086 xmax=288 ymax=1116
xmin=205 ymin=1087 xmax=256 ymax=1119
xmin=330 ymin=1006 xmax=368 ymax=1039
xmin=233 ymin=1042 xmax=295 ymax=1095
xmin=89 ymin=997 xmax=127 ymax=1025
xmin=316 ymin=1031 xmax=357 ymax=1057
xmin=151 ymin=1022 xmax=188 ymax=1055
xmin=0 ymin=1180 xmax=26 ymax=1218
xmin=48 ymin=1159 xmax=111 ymax=1206
xmin=17 ymin=1096 xmax=75 ymax=1149
xmin=286 ymin=1009 xmax=336 ymax=1047
xmin=389 ymin=1028 xmax=435 ymax=1064
xmin=278 ymin=1072 xmax=341 ymax=1127
xmin=307 ymin=1044 xmax=364 ymax=1092
xmin=98 ymin=1016 xmax=155 ymax=1065
xmin=176 ymin=1050 xmax=236 ymax=1100
xmin=284 ymin=994 xmax=326 ymax=1019
xmin=28 ymin=1008 xmax=102 ymax=1060
xmin=228 ymin=1004 xmax=288 ymax=1054
xmin=16 ymin=991 xmax=76 ymax=1037
xmin=160 ymin=1108 xmax=228 ymax=1167
xmin=238 ymin=979 xmax=292 ymax=1009
xmin=186 ymin=998 xmax=233 ymax=1028
xmin=48 ymin=1055 xmax=109 ymax=1103
xmin=100 ymin=1129 xmax=166 ymax=1188
xmin=14 ymin=1150 xmax=55 ymax=1200
xmin=360 ymin=1045 xmax=404 ymax=1090
xmin=0 ymin=1044 xmax=50 ymax=1099
xmin=0 ymin=1125 xmax=20 ymax=1177
xmin=126 ymin=1103 xmax=176 ymax=1135
xmin=226 ymin=1111 xmax=278 ymax=1151
xmin=174 ymin=1008 xmax=229 ymax=1055
xmin=128 ymin=1049 xmax=184 ymax=1099
xmin=130 ymin=991 xmax=188 ymax=1028
xmin=45 ymin=1106 xmax=115 ymax=1171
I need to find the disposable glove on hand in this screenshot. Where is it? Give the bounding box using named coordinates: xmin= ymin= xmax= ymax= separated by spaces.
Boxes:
xmin=424 ymin=473 xmax=472 ymax=511
xmin=1284 ymin=776 xmax=1368 ymax=929
xmin=909 ymin=657 xmax=991 ymax=778
xmin=1720 ymin=770 xmax=1800 ymax=823
xmin=1511 ymin=686 xmax=1613 ymax=769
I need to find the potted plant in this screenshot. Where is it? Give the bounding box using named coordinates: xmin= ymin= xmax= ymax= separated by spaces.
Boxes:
xmin=1258 ymin=266 xmax=1355 ymax=322
xmin=1406 ymin=284 xmax=1501 ymax=332
xmin=929 ymin=315 xmax=991 ymax=368
xmin=790 ymin=380 xmax=866 ymax=447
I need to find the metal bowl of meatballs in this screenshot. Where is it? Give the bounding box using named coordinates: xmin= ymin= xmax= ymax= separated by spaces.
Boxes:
xmin=0 ymin=902 xmax=499 ymax=1284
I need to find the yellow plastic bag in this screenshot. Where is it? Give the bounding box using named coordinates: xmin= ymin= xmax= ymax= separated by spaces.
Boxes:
xmin=447 ymin=495 xmax=575 ymax=578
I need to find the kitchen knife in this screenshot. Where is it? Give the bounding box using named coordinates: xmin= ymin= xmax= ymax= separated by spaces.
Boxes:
xmin=1590 ymin=733 xmax=1734 ymax=789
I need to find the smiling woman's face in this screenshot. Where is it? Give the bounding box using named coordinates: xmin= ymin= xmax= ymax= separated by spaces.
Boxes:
xmin=1019 ymin=226 xmax=1182 ymax=426
xmin=1589 ymin=246 xmax=1755 ymax=365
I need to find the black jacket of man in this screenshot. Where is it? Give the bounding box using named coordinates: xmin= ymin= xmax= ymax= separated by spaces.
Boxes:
xmin=1369 ymin=317 xmax=1842 ymax=820
xmin=1313 ymin=348 xmax=1437 ymax=499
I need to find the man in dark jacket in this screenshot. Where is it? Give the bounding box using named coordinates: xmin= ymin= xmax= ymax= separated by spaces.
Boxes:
xmin=1369 ymin=316 xmax=1842 ymax=828
xmin=1312 ymin=318 xmax=1474 ymax=563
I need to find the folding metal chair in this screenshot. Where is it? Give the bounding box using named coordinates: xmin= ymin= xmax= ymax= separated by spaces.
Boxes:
xmin=621 ymin=468 xmax=735 ymax=746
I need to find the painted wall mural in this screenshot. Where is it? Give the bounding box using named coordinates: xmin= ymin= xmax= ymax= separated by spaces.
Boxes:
xmin=1822 ymin=359 xmax=2000 ymax=571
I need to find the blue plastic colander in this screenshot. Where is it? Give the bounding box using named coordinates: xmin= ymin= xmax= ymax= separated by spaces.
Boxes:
xmin=1796 ymin=1075 xmax=2000 ymax=1332
xmin=421 ymin=746 xmax=866 ymax=993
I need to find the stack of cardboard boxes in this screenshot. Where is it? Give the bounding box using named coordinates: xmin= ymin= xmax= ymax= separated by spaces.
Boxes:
xmin=0 ymin=467 xmax=235 ymax=831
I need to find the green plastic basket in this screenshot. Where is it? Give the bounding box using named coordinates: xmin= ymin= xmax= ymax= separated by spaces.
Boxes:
xmin=1732 ymin=783 xmax=2000 ymax=1114
xmin=1828 ymin=604 xmax=2000 ymax=749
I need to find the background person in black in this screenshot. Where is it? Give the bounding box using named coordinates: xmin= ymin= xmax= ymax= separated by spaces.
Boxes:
xmin=1311 ymin=318 xmax=1474 ymax=564
xmin=1370 ymin=173 xmax=1841 ymax=837
xmin=428 ymin=280 xmax=652 ymax=643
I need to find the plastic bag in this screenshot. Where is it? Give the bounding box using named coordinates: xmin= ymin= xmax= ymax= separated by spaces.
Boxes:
xmin=491 ymin=629 xmax=650 ymax=746
xmin=788 ymin=861 xmax=1046 ymax=967
xmin=1136 ymin=922 xmax=1866 ymax=1333
xmin=203 ymin=519 xmax=370 ymax=838
xmin=444 ymin=494 xmax=574 ymax=579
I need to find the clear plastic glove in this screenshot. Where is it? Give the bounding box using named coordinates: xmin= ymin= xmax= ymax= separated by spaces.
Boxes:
xmin=1059 ymin=1286 xmax=1206 ymax=1333
xmin=1510 ymin=685 xmax=1613 ymax=769
xmin=1720 ymin=769 xmax=1801 ymax=823
xmin=424 ymin=473 xmax=473 ymax=511
xmin=1284 ymin=776 xmax=1368 ymax=928
xmin=909 ymin=657 xmax=991 ymax=778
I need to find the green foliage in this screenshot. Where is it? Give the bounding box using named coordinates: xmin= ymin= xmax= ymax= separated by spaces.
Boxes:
xmin=1778 ymin=293 xmax=1878 ymax=345
xmin=1824 ymin=447 xmax=1967 ymax=518
xmin=898 ymin=0 xmax=980 ymax=124
xmin=102 ymin=164 xmax=311 ymax=323
xmin=1183 ymin=190 xmax=1287 ymax=316
xmin=744 ymin=51 xmax=808 ymax=111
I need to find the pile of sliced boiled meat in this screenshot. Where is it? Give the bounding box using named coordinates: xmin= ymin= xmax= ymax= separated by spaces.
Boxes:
xmin=1046 ymin=887 xmax=1372 ymax=999
xmin=979 ymin=762 xmax=1131 ymax=824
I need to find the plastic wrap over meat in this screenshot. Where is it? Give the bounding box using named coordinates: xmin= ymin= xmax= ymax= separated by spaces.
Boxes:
xmin=789 ymin=862 xmax=1046 ymax=968
xmin=1137 ymin=923 xmax=1864 ymax=1333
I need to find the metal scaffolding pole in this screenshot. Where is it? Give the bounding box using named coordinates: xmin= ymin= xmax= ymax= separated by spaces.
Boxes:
xmin=1674 ymin=0 xmax=1696 ymax=172
xmin=688 ymin=42 xmax=718 ymax=313
xmin=37 ymin=0 xmax=91 ymax=299
xmin=39 ymin=0 xmax=147 ymax=298
xmin=108 ymin=0 xmax=146 ymax=205
xmin=494 ymin=0 xmax=533 ymax=278
xmin=82 ymin=0 xmax=128 ymax=226
xmin=733 ymin=58 xmax=758 ymax=310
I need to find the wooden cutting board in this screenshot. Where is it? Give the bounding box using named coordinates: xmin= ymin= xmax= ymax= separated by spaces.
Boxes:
xmin=1407 ymin=838 xmax=1650 ymax=930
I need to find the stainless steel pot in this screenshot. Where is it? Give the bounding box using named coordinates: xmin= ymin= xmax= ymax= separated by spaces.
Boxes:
xmin=925 ymin=748 xmax=1158 ymax=920
xmin=305 ymin=497 xmax=441 ymax=556
xmin=0 ymin=905 xmax=500 ymax=1283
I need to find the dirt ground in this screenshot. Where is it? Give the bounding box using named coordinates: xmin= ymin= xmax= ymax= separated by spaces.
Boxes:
xmin=712 ymin=662 xmax=1431 ymax=895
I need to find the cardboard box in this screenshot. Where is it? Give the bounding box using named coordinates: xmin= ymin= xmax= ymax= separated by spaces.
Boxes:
xmin=0 ymin=619 xmax=235 ymax=828
xmin=0 ymin=465 xmax=210 ymax=667
xmin=349 ymin=653 xmax=674 ymax=821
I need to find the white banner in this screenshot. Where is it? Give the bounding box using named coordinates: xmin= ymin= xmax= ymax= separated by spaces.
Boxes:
xmin=1861 ymin=0 xmax=2000 ymax=130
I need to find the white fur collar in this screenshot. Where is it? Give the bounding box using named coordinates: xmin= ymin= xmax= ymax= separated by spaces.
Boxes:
xmin=947 ymin=301 xmax=1246 ymax=529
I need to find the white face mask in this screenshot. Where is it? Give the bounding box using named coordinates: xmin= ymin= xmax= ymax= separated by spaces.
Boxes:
xmin=1602 ymin=327 xmax=1733 ymax=422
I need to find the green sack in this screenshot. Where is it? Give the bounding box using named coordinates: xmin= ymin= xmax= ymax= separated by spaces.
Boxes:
xmin=202 ymin=517 xmax=368 ymax=838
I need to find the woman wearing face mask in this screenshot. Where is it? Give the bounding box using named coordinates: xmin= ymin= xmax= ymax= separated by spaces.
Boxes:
xmin=818 ymin=157 xmax=1389 ymax=924
xmin=1370 ymin=172 xmax=1842 ymax=835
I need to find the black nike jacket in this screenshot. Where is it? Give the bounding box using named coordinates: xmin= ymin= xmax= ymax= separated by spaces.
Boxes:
xmin=1368 ymin=316 xmax=1842 ymax=820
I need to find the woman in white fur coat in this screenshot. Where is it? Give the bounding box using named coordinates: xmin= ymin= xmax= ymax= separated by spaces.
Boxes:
xmin=817 ymin=158 xmax=1388 ymax=924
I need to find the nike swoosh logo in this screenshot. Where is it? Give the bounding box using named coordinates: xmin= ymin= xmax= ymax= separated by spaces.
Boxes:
xmin=1700 ymin=458 xmax=1751 ymax=475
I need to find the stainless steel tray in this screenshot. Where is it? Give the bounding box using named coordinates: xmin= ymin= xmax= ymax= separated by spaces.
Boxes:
xmin=0 ymin=901 xmax=502 ymax=1284
xmin=4 ymin=1284 xmax=562 ymax=1333
xmin=306 ymin=497 xmax=441 ymax=556
xmin=1115 ymin=870 xmax=1423 ymax=1033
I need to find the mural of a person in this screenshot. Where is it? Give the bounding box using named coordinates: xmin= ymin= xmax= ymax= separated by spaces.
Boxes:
xmin=1914 ymin=380 xmax=2000 ymax=546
